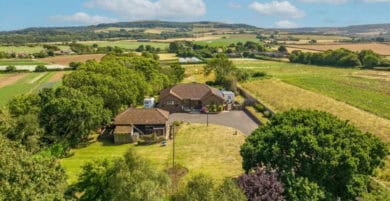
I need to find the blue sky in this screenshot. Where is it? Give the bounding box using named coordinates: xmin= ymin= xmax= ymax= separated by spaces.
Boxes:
xmin=0 ymin=0 xmax=389 ymax=31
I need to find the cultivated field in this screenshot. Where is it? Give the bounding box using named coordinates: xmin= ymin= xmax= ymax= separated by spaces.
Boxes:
xmin=0 ymin=72 xmax=65 ymax=105
xmin=80 ymin=41 xmax=169 ymax=50
xmin=61 ymin=124 xmax=246 ymax=184
xmin=194 ymin=34 xmax=260 ymax=47
xmin=0 ymin=59 xmax=48 ymax=66
xmin=234 ymin=60 xmax=390 ymax=120
xmin=286 ymin=42 xmax=390 ymax=55
xmin=0 ymin=45 xmax=70 ymax=54
xmin=38 ymin=54 xmax=105 ymax=66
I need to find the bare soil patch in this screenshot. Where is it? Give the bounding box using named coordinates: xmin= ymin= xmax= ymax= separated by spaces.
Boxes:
xmin=0 ymin=73 xmax=27 ymax=88
xmin=38 ymin=54 xmax=105 ymax=66
xmin=49 ymin=71 xmax=66 ymax=82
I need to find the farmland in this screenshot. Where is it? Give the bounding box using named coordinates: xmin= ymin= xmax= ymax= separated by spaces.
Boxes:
xmin=79 ymin=40 xmax=169 ymax=50
xmin=194 ymin=34 xmax=260 ymax=47
xmin=0 ymin=45 xmax=70 ymax=54
xmin=38 ymin=54 xmax=105 ymax=66
xmin=0 ymin=59 xmax=48 ymax=66
xmin=0 ymin=72 xmax=66 ymax=106
xmin=61 ymin=124 xmax=245 ymax=184
xmin=286 ymin=42 xmax=390 ymax=55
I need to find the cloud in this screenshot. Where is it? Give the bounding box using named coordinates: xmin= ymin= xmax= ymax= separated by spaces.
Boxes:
xmin=275 ymin=20 xmax=299 ymax=28
xmin=229 ymin=2 xmax=241 ymax=8
xmin=50 ymin=12 xmax=117 ymax=25
xmin=85 ymin=0 xmax=206 ymax=20
xmin=299 ymin=0 xmax=389 ymax=4
xmin=249 ymin=1 xmax=305 ymax=19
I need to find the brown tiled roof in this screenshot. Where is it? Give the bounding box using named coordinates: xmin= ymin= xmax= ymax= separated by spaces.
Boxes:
xmin=160 ymin=83 xmax=223 ymax=100
xmin=114 ymin=108 xmax=169 ymax=125
xmin=114 ymin=126 xmax=133 ymax=134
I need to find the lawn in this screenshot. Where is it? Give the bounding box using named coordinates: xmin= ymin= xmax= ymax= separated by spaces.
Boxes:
xmin=0 ymin=72 xmax=63 ymax=106
xmin=182 ymin=64 xmax=213 ymax=83
xmin=61 ymin=123 xmax=246 ymax=185
xmin=234 ymin=60 xmax=390 ymax=120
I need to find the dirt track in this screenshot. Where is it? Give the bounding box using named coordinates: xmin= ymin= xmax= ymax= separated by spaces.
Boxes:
xmin=0 ymin=73 xmax=27 ymax=88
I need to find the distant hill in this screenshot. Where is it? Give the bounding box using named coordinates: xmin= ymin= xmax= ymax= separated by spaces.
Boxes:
xmin=280 ymin=23 xmax=390 ymax=37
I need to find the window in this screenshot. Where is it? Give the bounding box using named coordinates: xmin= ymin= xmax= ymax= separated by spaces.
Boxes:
xmin=167 ymin=100 xmax=175 ymax=105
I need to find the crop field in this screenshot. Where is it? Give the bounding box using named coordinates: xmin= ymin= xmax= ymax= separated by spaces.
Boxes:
xmin=80 ymin=41 xmax=169 ymax=50
xmin=286 ymin=42 xmax=390 ymax=55
xmin=0 ymin=45 xmax=70 ymax=54
xmin=38 ymin=54 xmax=105 ymax=66
xmin=234 ymin=60 xmax=390 ymax=120
xmin=0 ymin=72 xmax=65 ymax=106
xmin=0 ymin=59 xmax=48 ymax=66
xmin=61 ymin=124 xmax=246 ymax=184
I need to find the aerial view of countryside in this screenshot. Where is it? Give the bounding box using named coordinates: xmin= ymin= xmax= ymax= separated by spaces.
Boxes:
xmin=0 ymin=0 xmax=389 ymax=200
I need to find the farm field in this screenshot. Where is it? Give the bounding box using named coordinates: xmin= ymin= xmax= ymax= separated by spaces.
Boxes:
xmin=286 ymin=42 xmax=390 ymax=55
xmin=0 ymin=72 xmax=65 ymax=105
xmin=0 ymin=59 xmax=48 ymax=66
xmin=234 ymin=60 xmax=390 ymax=120
xmin=0 ymin=45 xmax=70 ymax=53
xmin=80 ymin=40 xmax=169 ymax=50
xmin=38 ymin=54 xmax=105 ymax=66
xmin=194 ymin=34 xmax=260 ymax=47
xmin=61 ymin=123 xmax=246 ymax=185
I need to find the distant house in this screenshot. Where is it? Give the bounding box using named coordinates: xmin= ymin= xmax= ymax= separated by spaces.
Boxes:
xmin=113 ymin=108 xmax=169 ymax=144
xmin=221 ymin=91 xmax=235 ymax=103
xmin=159 ymin=83 xmax=225 ymax=113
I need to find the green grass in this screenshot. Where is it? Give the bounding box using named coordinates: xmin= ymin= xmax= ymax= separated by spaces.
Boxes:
xmin=80 ymin=41 xmax=169 ymax=50
xmin=0 ymin=45 xmax=70 ymax=54
xmin=0 ymin=59 xmax=48 ymax=66
xmin=234 ymin=60 xmax=390 ymax=120
xmin=194 ymin=34 xmax=260 ymax=47
xmin=0 ymin=72 xmax=61 ymax=106
xmin=61 ymin=124 xmax=246 ymax=185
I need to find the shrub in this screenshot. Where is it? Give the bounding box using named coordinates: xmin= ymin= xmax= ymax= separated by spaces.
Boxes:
xmin=5 ymin=65 xmax=16 ymax=72
xmin=216 ymin=178 xmax=246 ymax=201
xmin=35 ymin=65 xmax=47 ymax=72
xmin=254 ymin=104 xmax=265 ymax=112
xmin=172 ymin=174 xmax=215 ymax=201
xmin=252 ymin=72 xmax=266 ymax=78
xmin=263 ymin=110 xmax=272 ymax=118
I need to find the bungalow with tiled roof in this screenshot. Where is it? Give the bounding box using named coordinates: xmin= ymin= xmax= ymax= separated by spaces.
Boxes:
xmin=113 ymin=108 xmax=170 ymax=144
xmin=158 ymin=83 xmax=225 ymax=113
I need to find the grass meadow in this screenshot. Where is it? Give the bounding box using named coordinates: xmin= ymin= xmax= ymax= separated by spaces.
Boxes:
xmin=0 ymin=45 xmax=70 ymax=54
xmin=0 ymin=59 xmax=48 ymax=66
xmin=61 ymin=124 xmax=246 ymax=185
xmin=80 ymin=41 xmax=169 ymax=50
xmin=194 ymin=34 xmax=260 ymax=47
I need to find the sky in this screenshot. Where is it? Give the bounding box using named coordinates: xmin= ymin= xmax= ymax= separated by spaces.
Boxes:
xmin=0 ymin=0 xmax=389 ymax=31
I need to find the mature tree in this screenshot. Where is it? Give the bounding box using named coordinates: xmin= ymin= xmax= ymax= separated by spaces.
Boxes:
xmin=5 ymin=65 xmax=16 ymax=72
xmin=76 ymin=149 xmax=170 ymax=201
xmin=170 ymin=63 xmax=185 ymax=83
xmin=172 ymin=174 xmax=215 ymax=201
xmin=282 ymin=173 xmax=326 ymax=201
xmin=35 ymin=65 xmax=47 ymax=72
xmin=238 ymin=167 xmax=285 ymax=201
xmin=215 ymin=178 xmax=247 ymax=201
xmin=240 ymin=109 xmax=388 ymax=200
xmin=278 ymin=45 xmax=287 ymax=53
xmin=0 ymin=135 xmax=67 ymax=201
xmin=204 ymin=53 xmax=237 ymax=85
xmin=39 ymin=87 xmax=111 ymax=146
xmin=8 ymin=94 xmax=41 ymax=117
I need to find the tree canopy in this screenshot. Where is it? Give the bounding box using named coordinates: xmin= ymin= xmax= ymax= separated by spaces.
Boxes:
xmin=240 ymin=109 xmax=388 ymax=200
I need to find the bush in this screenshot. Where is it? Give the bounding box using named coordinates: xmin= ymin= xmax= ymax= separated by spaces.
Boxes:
xmin=252 ymin=71 xmax=266 ymax=78
xmin=172 ymin=174 xmax=215 ymax=201
xmin=254 ymin=104 xmax=265 ymax=112
xmin=35 ymin=65 xmax=47 ymax=72
xmin=5 ymin=65 xmax=16 ymax=72
xmin=263 ymin=110 xmax=272 ymax=118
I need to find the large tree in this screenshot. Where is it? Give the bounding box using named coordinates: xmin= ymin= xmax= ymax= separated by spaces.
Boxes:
xmin=240 ymin=109 xmax=388 ymax=200
xmin=0 ymin=135 xmax=67 ymax=201
xmin=76 ymin=149 xmax=170 ymax=201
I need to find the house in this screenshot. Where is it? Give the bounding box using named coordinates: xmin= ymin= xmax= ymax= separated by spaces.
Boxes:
xmin=221 ymin=91 xmax=235 ymax=103
xmin=113 ymin=108 xmax=170 ymax=144
xmin=159 ymin=83 xmax=225 ymax=113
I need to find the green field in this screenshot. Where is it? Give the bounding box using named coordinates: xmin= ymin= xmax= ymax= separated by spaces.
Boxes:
xmin=0 ymin=45 xmax=70 ymax=54
xmin=234 ymin=60 xmax=390 ymax=120
xmin=80 ymin=41 xmax=169 ymax=50
xmin=0 ymin=59 xmax=48 ymax=66
xmin=194 ymin=34 xmax=260 ymax=47
xmin=61 ymin=124 xmax=246 ymax=185
xmin=0 ymin=72 xmax=62 ymax=106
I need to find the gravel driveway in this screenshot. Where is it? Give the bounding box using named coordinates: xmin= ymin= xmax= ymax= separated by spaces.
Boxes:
xmin=169 ymin=111 xmax=259 ymax=135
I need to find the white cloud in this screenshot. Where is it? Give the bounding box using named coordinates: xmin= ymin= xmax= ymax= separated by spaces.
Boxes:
xmin=85 ymin=0 xmax=206 ymax=20
xmin=249 ymin=1 xmax=305 ymax=19
xmin=275 ymin=20 xmax=299 ymax=28
xmin=300 ymin=0 xmax=389 ymax=4
xmin=229 ymin=2 xmax=241 ymax=9
xmin=50 ymin=12 xmax=117 ymax=25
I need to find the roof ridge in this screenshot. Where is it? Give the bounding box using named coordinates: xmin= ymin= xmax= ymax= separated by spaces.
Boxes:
xmin=156 ymin=108 xmax=169 ymax=119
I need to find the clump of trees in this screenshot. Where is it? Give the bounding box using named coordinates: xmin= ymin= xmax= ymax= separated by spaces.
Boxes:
xmin=289 ymin=48 xmax=388 ymax=68
xmin=240 ymin=109 xmax=388 ymax=200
